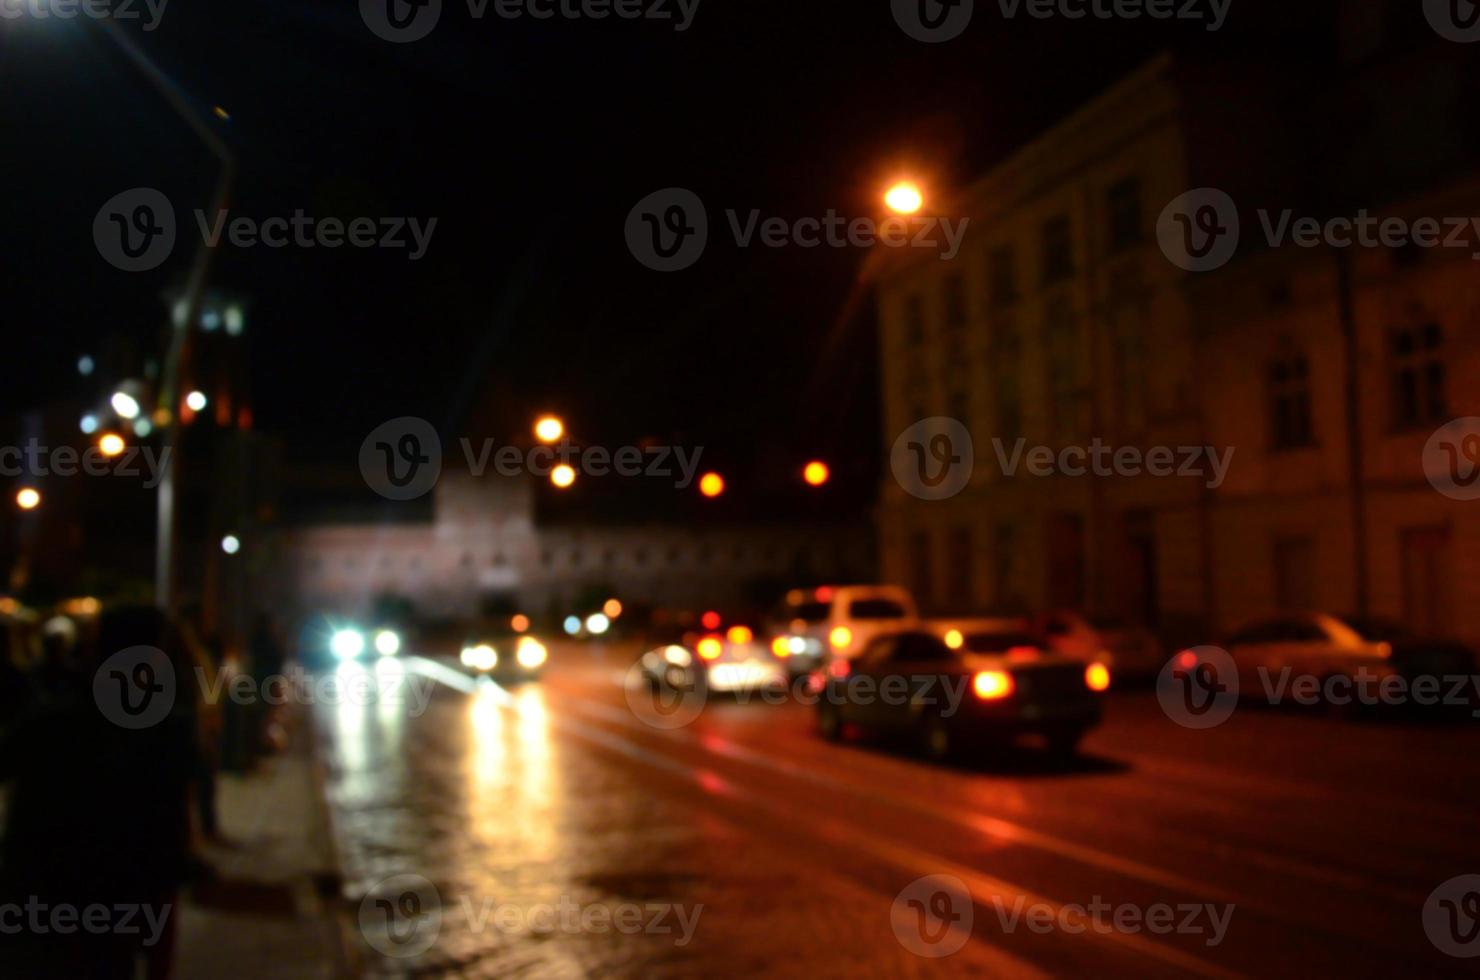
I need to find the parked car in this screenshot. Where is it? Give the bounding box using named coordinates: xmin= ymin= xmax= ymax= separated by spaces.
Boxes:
xmin=1036 ymin=610 xmax=1164 ymax=681
xmin=770 ymin=585 xmax=917 ymax=674
xmin=816 ymin=627 xmax=1109 ymax=760
xmin=1221 ymin=612 xmax=1478 ymax=713
xmin=638 ymin=622 xmax=787 ymax=695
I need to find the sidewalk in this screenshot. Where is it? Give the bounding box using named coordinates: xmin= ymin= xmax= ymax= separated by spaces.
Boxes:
xmin=174 ymin=714 xmax=352 ymax=980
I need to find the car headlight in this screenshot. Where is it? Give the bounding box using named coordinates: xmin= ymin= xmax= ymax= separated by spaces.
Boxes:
xmin=374 ymin=629 xmax=401 ymax=657
xmin=331 ymin=629 xmax=365 ymax=660
xmin=460 ymin=644 xmax=497 ymax=671
xmin=517 ymin=638 xmax=548 ymax=669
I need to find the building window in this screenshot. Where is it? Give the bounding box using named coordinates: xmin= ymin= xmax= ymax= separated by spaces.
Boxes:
xmin=942 ymin=273 xmax=968 ymax=328
xmin=1045 ymin=298 xmax=1087 ymax=439
xmin=909 ymin=530 xmax=934 ymax=611
xmin=993 ymin=525 xmax=1018 ymax=610
xmin=903 ymin=293 xmax=926 ymax=347
xmin=1390 ymin=323 xmax=1445 ymax=430
xmin=1269 ymin=346 xmax=1314 ymax=450
xmin=948 ymin=527 xmax=973 ymax=611
xmin=991 ymin=316 xmax=1022 ymax=440
xmin=1106 ymin=177 xmax=1143 ymax=251
xmin=988 ymin=246 xmax=1018 ymax=308
xmin=1109 ymin=270 xmax=1149 ymax=432
xmin=1041 ymin=215 xmax=1074 ymax=283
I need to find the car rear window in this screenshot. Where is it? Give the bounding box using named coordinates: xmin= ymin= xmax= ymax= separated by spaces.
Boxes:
xmin=964 ymin=632 xmax=1042 ymax=654
xmin=849 ymin=599 xmax=908 ymax=620
xmin=788 ymin=602 xmax=830 ymax=623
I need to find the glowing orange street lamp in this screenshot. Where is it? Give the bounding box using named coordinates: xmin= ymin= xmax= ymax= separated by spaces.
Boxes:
xmin=98 ymin=433 xmax=127 ymax=458
xmin=698 ymin=472 xmax=725 ymax=498
xmin=884 ymin=181 xmax=924 ymax=215
xmin=534 ymin=415 xmax=565 ymax=443
xmin=15 ymin=488 xmax=41 ymax=511
xmin=803 ymin=460 xmax=830 ymax=487
xmin=551 ymin=464 xmax=577 ymax=489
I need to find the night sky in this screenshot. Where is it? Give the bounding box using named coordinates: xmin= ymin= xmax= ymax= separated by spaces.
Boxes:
xmin=0 ymin=2 xmax=1330 ymax=496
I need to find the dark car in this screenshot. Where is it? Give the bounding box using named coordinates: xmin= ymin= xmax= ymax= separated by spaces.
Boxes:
xmin=815 ymin=628 xmax=1108 ymax=760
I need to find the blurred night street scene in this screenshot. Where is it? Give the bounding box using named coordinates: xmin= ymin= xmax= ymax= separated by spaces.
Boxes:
xmin=4 ymin=0 xmax=1480 ymax=976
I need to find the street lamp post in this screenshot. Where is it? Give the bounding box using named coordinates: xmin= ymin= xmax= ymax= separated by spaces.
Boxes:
xmin=94 ymin=21 xmax=237 ymax=612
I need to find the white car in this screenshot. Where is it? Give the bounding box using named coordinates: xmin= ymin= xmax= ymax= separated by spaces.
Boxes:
xmin=638 ymin=624 xmax=787 ymax=695
xmin=771 ymin=585 xmax=918 ymax=670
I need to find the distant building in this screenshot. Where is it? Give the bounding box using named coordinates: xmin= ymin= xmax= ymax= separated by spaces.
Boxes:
xmin=875 ymin=10 xmax=1480 ymax=646
xmin=273 ymin=468 xmax=871 ymax=625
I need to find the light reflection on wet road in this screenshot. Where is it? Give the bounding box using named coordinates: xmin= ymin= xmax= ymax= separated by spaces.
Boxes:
xmin=313 ymin=644 xmax=1480 ymax=978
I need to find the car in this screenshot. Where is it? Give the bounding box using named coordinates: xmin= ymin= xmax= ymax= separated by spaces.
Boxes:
xmin=815 ymin=627 xmax=1109 ymax=760
xmin=1035 ymin=610 xmax=1164 ymax=681
xmin=1220 ymin=612 xmax=1478 ymax=713
xmin=327 ymin=624 xmax=405 ymax=662
xmin=459 ymin=622 xmax=549 ymax=683
xmin=638 ymin=622 xmax=787 ymax=695
xmin=769 ymin=585 xmax=918 ymax=674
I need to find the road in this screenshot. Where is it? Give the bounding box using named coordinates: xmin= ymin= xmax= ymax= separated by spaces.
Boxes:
xmin=311 ymin=640 xmax=1480 ymax=978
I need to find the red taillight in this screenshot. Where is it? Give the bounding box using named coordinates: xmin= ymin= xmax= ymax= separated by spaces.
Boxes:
xmin=1085 ymin=663 xmax=1111 ymax=692
xmin=701 ymin=610 xmax=722 ymax=631
xmin=972 ymin=670 xmax=1014 ymax=700
xmin=1006 ymin=645 xmax=1040 ymax=661
xmin=827 ymin=658 xmax=850 ymax=678
xmin=1176 ymin=649 xmax=1197 ymax=669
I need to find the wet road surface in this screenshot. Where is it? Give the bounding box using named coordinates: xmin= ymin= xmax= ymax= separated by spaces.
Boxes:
xmin=312 ymin=642 xmax=1480 ymax=978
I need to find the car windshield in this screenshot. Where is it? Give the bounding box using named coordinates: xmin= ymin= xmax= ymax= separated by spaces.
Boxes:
xmin=1343 ymin=617 xmax=1414 ymax=642
xmin=849 ymin=599 xmax=908 ymax=620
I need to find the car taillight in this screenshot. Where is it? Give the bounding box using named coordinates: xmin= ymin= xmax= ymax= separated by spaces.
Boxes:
xmin=827 ymin=658 xmax=850 ymax=678
xmin=1085 ymin=662 xmax=1111 ymax=692
xmin=829 ymin=626 xmax=852 ymax=650
xmin=727 ymin=625 xmax=754 ymax=645
xmin=944 ymin=629 xmax=964 ymax=650
xmin=697 ymin=636 xmax=723 ymax=660
xmin=770 ymin=636 xmax=791 ymax=658
xmin=972 ymin=670 xmax=1014 ymax=700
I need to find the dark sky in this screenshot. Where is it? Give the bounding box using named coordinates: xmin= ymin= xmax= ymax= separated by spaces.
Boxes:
xmin=0 ymin=1 xmax=1331 ymax=494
